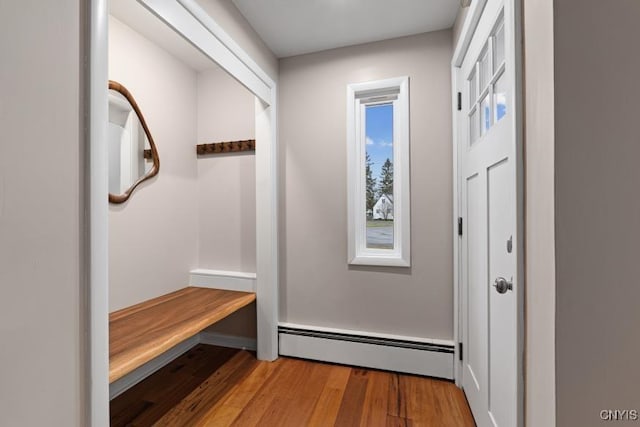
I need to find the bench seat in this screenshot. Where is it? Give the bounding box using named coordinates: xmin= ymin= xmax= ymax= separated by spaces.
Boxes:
xmin=109 ymin=286 xmax=256 ymax=383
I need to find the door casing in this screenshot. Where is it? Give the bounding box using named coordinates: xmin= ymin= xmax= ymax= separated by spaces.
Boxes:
xmin=451 ymin=0 xmax=525 ymax=425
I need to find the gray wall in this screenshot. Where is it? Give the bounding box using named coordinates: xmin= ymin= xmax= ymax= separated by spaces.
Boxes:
xmin=108 ymin=17 xmax=199 ymax=311
xmin=0 ymin=1 xmax=85 ymax=425
xmin=554 ymin=0 xmax=640 ymax=425
xmin=196 ymin=67 xmax=256 ymax=272
xmin=523 ymin=0 xmax=556 ymax=424
xmin=196 ymin=66 xmax=257 ymax=339
xmin=279 ymin=30 xmax=454 ymax=339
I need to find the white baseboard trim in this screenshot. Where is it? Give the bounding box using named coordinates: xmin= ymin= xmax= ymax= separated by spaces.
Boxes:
xmin=109 ymin=335 xmax=199 ymax=400
xmin=278 ymin=324 xmax=454 ymax=379
xmin=200 ymin=331 xmax=257 ymax=351
xmin=189 ymin=268 xmax=256 ymax=292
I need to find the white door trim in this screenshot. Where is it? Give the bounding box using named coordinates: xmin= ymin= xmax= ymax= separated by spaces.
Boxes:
xmin=451 ymin=0 xmax=525 ymax=425
xmin=88 ymin=1 xmax=110 ymax=425
xmin=88 ymin=1 xmax=279 ymax=425
xmin=452 ymin=0 xmax=488 ymax=67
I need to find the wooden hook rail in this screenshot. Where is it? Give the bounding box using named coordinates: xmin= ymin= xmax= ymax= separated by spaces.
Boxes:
xmin=196 ymin=139 xmax=255 ymax=156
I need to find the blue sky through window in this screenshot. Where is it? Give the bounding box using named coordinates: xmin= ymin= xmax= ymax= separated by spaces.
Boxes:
xmin=365 ymin=104 xmax=393 ymax=179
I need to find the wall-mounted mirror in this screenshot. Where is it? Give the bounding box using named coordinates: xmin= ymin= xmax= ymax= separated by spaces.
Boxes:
xmin=108 ymin=80 xmax=159 ymax=204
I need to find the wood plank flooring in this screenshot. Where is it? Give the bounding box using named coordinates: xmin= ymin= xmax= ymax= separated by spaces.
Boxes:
xmin=109 ymin=287 xmax=255 ymax=383
xmin=110 ymin=344 xmax=475 ymax=427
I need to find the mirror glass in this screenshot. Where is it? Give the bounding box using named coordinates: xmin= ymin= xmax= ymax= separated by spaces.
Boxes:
xmin=108 ymin=81 xmax=159 ymax=203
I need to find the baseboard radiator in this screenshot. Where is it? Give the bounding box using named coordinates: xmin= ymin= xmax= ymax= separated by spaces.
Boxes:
xmin=278 ymin=325 xmax=454 ymax=379
xmin=110 ymin=325 xmax=454 ymax=400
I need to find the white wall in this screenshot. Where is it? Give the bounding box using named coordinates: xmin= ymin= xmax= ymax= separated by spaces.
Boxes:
xmin=523 ymin=0 xmax=556 ymax=424
xmin=0 ymin=1 xmax=85 ymax=425
xmin=279 ymin=31 xmax=454 ymax=339
xmin=553 ymin=1 xmax=640 ymax=425
xmin=196 ymin=67 xmax=256 ymax=272
xmin=108 ymin=17 xmax=199 ymax=311
xmin=196 ymin=66 xmax=258 ymax=340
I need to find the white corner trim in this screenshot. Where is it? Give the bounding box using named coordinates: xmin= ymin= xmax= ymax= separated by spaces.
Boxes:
xmin=109 ymin=335 xmax=199 ymax=400
xmin=189 ymin=269 xmax=257 ymax=292
xmin=278 ymin=324 xmax=454 ymax=379
xmin=199 ymin=331 xmax=257 ymax=351
xmin=254 ymin=98 xmax=279 ymax=361
xmin=89 ymin=0 xmax=110 ymax=425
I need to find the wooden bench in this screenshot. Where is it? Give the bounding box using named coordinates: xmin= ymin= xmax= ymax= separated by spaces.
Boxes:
xmin=109 ymin=286 xmax=256 ymax=383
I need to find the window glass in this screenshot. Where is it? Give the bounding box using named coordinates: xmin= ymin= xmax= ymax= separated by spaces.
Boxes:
xmin=494 ymin=23 xmax=505 ymax=71
xmin=470 ymin=108 xmax=479 ymax=145
xmin=494 ymin=71 xmax=507 ymax=122
xmin=480 ymin=94 xmax=491 ymax=136
xmin=479 ymin=46 xmax=491 ymax=91
xmin=469 ymin=69 xmax=477 ymax=108
xmin=365 ymin=104 xmax=394 ymax=250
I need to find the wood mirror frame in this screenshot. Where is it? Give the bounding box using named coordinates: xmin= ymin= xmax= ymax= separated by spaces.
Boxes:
xmin=108 ymin=80 xmax=160 ymax=204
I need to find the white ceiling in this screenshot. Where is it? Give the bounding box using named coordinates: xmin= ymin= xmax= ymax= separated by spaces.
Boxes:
xmin=110 ymin=0 xmax=216 ymax=71
xmin=232 ymin=0 xmax=460 ymax=58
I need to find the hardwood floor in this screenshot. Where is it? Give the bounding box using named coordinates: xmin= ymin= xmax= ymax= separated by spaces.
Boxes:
xmin=110 ymin=344 xmax=475 ymax=427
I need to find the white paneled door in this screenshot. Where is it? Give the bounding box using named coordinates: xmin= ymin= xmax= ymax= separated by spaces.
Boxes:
xmin=459 ymin=0 xmax=520 ymax=426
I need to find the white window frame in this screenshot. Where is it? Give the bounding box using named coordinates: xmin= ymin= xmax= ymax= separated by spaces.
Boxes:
xmin=347 ymin=76 xmax=410 ymax=267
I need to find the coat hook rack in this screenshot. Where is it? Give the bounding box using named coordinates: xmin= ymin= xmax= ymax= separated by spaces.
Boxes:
xmin=196 ymin=139 xmax=255 ymax=156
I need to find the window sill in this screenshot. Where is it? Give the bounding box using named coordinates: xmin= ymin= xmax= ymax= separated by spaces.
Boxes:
xmin=349 ymin=253 xmax=410 ymax=267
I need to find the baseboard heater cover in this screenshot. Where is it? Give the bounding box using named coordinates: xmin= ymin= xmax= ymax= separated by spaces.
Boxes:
xmin=278 ymin=326 xmax=454 ymax=379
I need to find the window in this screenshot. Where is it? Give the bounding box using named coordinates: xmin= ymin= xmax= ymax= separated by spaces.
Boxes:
xmin=467 ymin=13 xmax=507 ymax=145
xmin=347 ymin=77 xmax=410 ymax=267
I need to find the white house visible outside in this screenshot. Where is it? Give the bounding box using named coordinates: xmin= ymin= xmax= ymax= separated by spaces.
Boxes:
xmin=372 ymin=194 xmax=394 ymax=220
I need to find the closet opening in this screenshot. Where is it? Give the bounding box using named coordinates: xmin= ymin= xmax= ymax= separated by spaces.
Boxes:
xmin=88 ymin=0 xmax=279 ymax=424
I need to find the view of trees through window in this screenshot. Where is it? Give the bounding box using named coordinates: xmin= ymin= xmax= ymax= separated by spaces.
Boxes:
xmin=365 ymin=103 xmax=394 ymax=249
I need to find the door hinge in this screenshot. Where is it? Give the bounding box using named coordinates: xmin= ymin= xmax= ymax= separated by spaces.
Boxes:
xmin=458 ymin=217 xmax=463 ymax=236
xmin=457 ymin=92 xmax=462 ymax=111
xmin=459 ymin=342 xmax=463 ymax=361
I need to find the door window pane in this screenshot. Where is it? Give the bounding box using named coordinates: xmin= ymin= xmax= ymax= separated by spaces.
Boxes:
xmin=494 ymin=71 xmax=507 ymax=122
xmin=469 ymin=69 xmax=477 ymax=108
xmin=479 ymin=46 xmax=491 ymax=91
xmin=480 ymin=94 xmax=491 ymax=135
xmin=494 ymin=23 xmax=505 ymax=70
xmin=470 ymin=108 xmax=479 ymax=145
xmin=365 ymin=104 xmax=394 ymax=249
xmin=480 ymin=95 xmax=491 ymax=136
